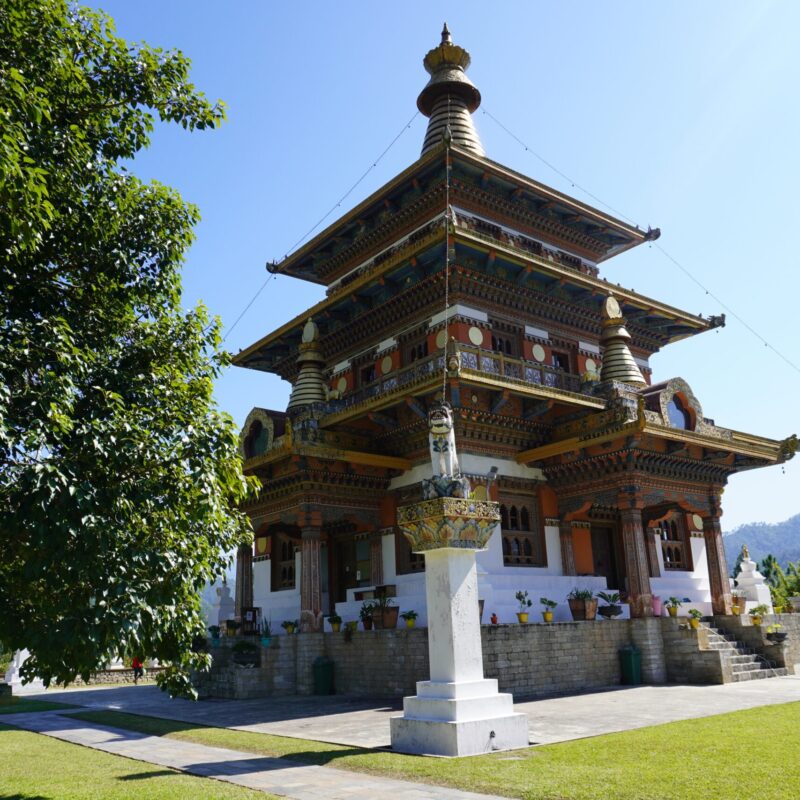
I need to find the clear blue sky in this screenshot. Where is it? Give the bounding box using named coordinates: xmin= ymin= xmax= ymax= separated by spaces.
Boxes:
xmin=90 ymin=1 xmax=799 ymax=531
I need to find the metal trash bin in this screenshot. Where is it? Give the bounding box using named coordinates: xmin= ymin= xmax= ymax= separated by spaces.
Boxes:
xmin=619 ymin=644 xmax=642 ymax=685
xmin=313 ymin=656 xmax=334 ymax=695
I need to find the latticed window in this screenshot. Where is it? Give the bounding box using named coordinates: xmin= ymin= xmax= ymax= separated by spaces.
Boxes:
xmin=408 ymin=340 xmax=428 ymax=363
xmin=658 ymin=518 xmax=690 ymax=571
xmin=500 ymin=500 xmax=546 ymax=567
xmin=271 ymin=532 xmax=297 ymax=590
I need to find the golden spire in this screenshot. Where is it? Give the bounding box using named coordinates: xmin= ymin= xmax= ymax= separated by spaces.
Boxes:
xmin=287 ymin=318 xmax=327 ymax=410
xmin=599 ymin=296 xmax=647 ymax=387
xmin=417 ymin=24 xmax=485 ymax=157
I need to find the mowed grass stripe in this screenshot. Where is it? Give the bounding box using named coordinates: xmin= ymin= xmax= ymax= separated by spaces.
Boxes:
xmin=72 ymin=702 xmax=800 ymax=800
xmin=0 ymin=722 xmax=278 ymax=799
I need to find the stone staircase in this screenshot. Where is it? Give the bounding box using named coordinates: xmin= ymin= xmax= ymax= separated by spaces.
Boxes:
xmin=703 ymin=622 xmax=788 ymax=682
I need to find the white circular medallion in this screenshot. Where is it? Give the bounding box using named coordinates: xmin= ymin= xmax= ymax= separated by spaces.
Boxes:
xmin=381 ymin=355 xmax=393 ymax=375
xmin=532 ymin=343 xmax=546 ymax=362
xmin=336 ymin=377 xmax=348 ymax=393
xmin=691 ymin=514 xmax=703 ymax=531
xmin=436 ymin=329 xmax=448 ymax=349
xmin=468 ymin=326 xmax=484 ymax=346
xmin=585 ymin=358 xmax=597 ymax=372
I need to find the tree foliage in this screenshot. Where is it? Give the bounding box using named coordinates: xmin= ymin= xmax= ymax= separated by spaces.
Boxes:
xmin=0 ymin=0 xmax=256 ymax=697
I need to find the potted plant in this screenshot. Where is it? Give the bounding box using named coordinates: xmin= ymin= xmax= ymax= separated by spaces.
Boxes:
xmin=687 ymin=608 xmax=703 ymax=630
xmin=596 ymin=591 xmax=623 ymax=619
xmin=281 ymin=619 xmax=298 ymax=635
xmin=665 ymin=597 xmax=682 ymax=618
xmin=400 ymin=610 xmax=418 ymax=629
xmin=327 ymin=613 xmax=342 ymax=633
xmin=515 ymin=590 xmax=532 ymax=623
xmin=359 ymin=601 xmax=375 ymax=631
xmin=539 ymin=597 xmax=557 ymax=623
xmin=225 ymin=619 xmax=241 ymax=636
xmin=231 ymin=639 xmax=259 ymax=667
xmin=749 ymin=604 xmax=769 ymax=626
xmin=375 ymin=595 xmax=399 ymax=629
xmin=208 ymin=625 xmax=221 ymax=645
xmin=259 ymin=620 xmax=272 ymax=647
xmin=766 ymin=624 xmax=787 ymax=644
xmin=730 ymin=590 xmax=747 ymax=615
xmin=568 ymin=588 xmax=598 ymax=621
xmin=345 ymin=620 xmax=358 ymax=633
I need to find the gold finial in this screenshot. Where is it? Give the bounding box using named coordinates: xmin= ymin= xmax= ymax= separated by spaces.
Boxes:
xmin=741 ymin=544 xmax=750 ymax=560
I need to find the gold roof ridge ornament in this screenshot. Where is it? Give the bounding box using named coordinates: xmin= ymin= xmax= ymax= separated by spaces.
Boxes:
xmin=599 ymin=294 xmax=647 ymax=387
xmin=417 ymin=24 xmax=485 ymax=157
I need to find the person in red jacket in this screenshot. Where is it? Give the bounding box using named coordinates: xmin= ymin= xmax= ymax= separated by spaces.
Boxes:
xmin=132 ymin=657 xmax=144 ymax=684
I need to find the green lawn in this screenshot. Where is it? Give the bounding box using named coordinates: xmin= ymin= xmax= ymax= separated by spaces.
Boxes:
xmin=0 ymin=723 xmax=276 ymax=799
xmin=0 ymin=695 xmax=76 ymax=714
xmin=73 ymin=703 xmax=800 ymax=800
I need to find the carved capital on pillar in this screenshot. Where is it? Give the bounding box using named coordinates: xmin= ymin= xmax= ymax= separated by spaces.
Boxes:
xmin=559 ymin=519 xmax=577 ymax=576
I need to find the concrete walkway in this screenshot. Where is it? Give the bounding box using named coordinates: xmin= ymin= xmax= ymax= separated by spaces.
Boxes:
xmin=22 ymin=674 xmax=800 ymax=747
xmin=3 ymin=710 xmax=507 ymax=800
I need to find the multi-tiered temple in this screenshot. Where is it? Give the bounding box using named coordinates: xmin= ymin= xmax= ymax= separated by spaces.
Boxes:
xmin=233 ymin=26 xmax=796 ymax=634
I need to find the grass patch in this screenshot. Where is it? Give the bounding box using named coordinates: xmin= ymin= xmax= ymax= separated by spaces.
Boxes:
xmin=74 ymin=702 xmax=800 ymax=800
xmin=0 ymin=722 xmax=276 ymax=799
xmin=0 ymin=696 xmax=76 ymax=714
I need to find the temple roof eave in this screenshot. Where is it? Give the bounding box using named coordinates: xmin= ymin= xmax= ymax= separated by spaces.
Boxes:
xmin=516 ymin=418 xmax=792 ymax=468
xmin=234 ymin=225 xmax=717 ymax=375
xmin=270 ymin=144 xmax=652 ymax=285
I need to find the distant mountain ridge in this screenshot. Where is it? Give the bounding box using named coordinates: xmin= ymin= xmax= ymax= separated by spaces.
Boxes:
xmin=723 ymin=513 xmax=800 ymax=569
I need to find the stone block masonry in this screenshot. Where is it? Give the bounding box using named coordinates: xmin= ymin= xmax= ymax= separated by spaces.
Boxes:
xmin=201 ymin=615 xmax=798 ymax=700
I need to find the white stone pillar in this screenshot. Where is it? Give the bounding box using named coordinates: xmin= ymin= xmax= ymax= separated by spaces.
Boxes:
xmin=390 ymin=547 xmax=528 ymax=756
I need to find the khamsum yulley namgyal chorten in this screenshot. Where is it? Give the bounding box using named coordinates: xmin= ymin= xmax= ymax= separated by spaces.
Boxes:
xmin=231 ymin=26 xmax=796 ymax=651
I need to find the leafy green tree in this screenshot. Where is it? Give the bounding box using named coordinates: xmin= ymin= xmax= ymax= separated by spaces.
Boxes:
xmin=0 ymin=0 xmax=256 ymax=697
xmin=758 ymin=553 xmax=781 ymax=587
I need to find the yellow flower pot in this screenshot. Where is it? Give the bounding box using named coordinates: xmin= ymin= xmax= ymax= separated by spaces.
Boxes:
xmin=689 ymin=618 xmax=700 ymax=630
xmin=517 ymin=612 xmax=529 ymax=624
xmin=667 ymin=606 xmax=678 ymax=618
xmin=750 ymin=615 xmax=763 ymax=626
xmin=542 ymin=611 xmax=554 ymax=624
xmin=330 ymin=622 xmax=341 ymax=633
xmin=731 ymin=605 xmax=741 ymax=616
xmin=405 ymin=618 xmax=415 ymax=629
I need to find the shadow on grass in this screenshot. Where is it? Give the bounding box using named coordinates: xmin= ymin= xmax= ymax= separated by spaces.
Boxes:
xmin=118 ymin=770 xmax=178 ymax=781
xmin=71 ymin=710 xmax=383 ymax=768
xmin=0 ymin=795 xmax=50 ymax=799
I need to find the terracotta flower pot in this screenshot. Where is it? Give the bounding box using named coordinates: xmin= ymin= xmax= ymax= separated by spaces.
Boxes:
xmin=382 ymin=606 xmax=399 ymax=629
xmin=362 ymin=618 xmax=373 ymax=631
xmin=568 ymin=598 xmax=598 ymax=621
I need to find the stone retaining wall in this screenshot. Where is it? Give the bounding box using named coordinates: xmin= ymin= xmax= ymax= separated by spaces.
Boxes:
xmin=197 ymin=615 xmax=799 ymax=700
xmin=69 ymin=667 xmax=165 ymax=686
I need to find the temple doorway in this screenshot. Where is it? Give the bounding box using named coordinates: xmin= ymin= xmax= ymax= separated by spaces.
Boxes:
xmin=591 ymin=525 xmax=622 ymax=589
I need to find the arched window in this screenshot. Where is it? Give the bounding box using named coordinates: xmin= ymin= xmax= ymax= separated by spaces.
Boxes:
xmin=510 ymin=506 xmax=519 ymax=530
xmin=521 ymin=507 xmax=530 ymax=531
xmin=667 ymin=395 xmax=692 ymax=430
xmin=244 ymin=421 xmax=268 ymax=458
xmin=501 ymin=505 xmax=510 ymax=530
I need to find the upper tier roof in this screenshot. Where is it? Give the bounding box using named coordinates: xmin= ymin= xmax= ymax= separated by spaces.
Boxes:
xmin=270 ymin=144 xmax=659 ymax=286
